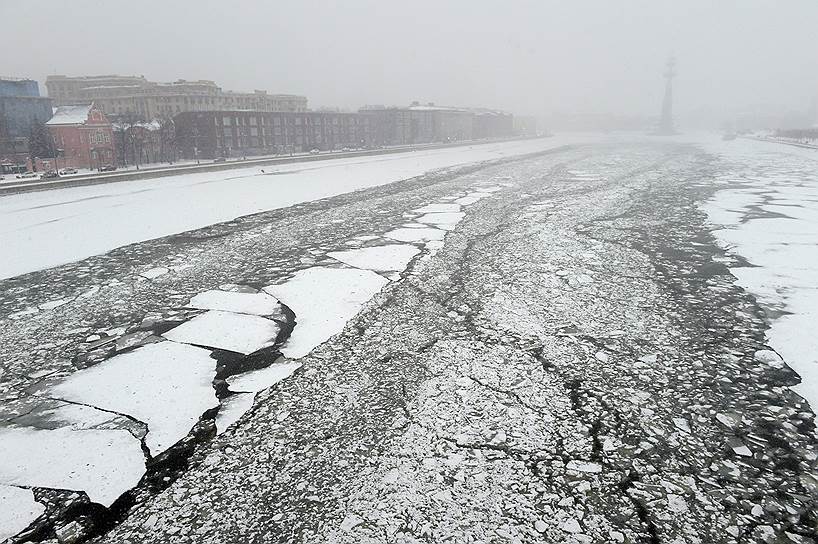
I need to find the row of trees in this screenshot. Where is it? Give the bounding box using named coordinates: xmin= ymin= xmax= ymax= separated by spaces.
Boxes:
xmin=112 ymin=114 xmax=179 ymax=168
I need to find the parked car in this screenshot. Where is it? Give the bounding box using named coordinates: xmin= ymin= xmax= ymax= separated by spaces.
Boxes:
xmin=16 ymin=172 xmax=38 ymax=179
xmin=40 ymin=171 xmax=60 ymax=180
xmin=309 ymin=149 xmax=320 ymax=154
xmin=213 ymin=157 xmax=227 ymax=163
xmin=59 ymin=168 xmax=78 ymax=175
xmin=99 ymin=165 xmax=117 ymax=172
xmin=342 ymin=147 xmax=352 ymax=152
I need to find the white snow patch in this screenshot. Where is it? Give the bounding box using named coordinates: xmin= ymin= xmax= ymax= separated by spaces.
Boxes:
xmin=163 ymin=310 xmax=280 ymax=354
xmin=51 ymin=341 xmax=218 ymax=454
xmin=215 ymin=393 xmax=256 ymax=435
xmin=328 ymin=244 xmax=420 ymax=272
xmin=227 ymin=361 xmax=302 ymax=393
xmin=416 ymin=212 xmax=465 ymax=231
xmin=0 ymin=427 xmax=145 ymax=506
xmin=0 ymin=485 xmax=45 ymax=541
xmin=264 ymin=267 xmax=388 ymax=358
xmin=188 ymin=290 xmax=280 ymax=316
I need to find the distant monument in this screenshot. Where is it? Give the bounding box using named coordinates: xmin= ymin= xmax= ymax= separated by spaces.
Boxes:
xmin=656 ymin=56 xmax=677 ymax=135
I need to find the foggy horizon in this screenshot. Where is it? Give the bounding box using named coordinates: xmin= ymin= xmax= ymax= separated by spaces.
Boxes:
xmin=2 ymin=0 xmax=817 ymax=126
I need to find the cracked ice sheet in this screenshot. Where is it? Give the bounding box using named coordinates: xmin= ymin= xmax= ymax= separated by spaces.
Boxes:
xmin=163 ymin=310 xmax=281 ymax=354
xmin=51 ymin=341 xmax=218 ymax=454
xmin=264 ymin=267 xmax=388 ymax=358
xmin=328 ymin=244 xmax=420 ymax=272
xmin=0 ymin=485 xmax=45 ymax=541
xmin=416 ymin=212 xmax=465 ymax=230
xmin=188 ymin=290 xmax=281 ymax=316
xmin=413 ymin=203 xmax=462 ymax=213
xmin=0 ymin=427 xmax=145 ymax=507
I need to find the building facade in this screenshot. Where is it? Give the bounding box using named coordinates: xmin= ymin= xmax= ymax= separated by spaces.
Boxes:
xmin=0 ymin=77 xmax=53 ymax=168
xmin=47 ymin=104 xmax=116 ymax=169
xmin=174 ymin=110 xmax=372 ymax=159
xmin=46 ymin=75 xmax=308 ymax=120
xmin=361 ymin=104 xmax=509 ymax=146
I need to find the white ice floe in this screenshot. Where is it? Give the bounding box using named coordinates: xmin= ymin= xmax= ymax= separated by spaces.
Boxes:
xmin=412 ymin=203 xmax=462 ymax=213
xmin=0 ymin=427 xmax=145 ymax=507
xmin=416 ymin=212 xmax=466 ymax=231
xmin=0 ymin=485 xmax=45 ymax=541
xmin=140 ymin=267 xmax=169 ymax=279
xmin=227 ymin=361 xmax=302 ymax=393
xmin=51 ymin=341 xmax=218 ymax=454
xmin=163 ymin=310 xmax=281 ymax=354
xmin=328 ymin=244 xmax=420 ymax=272
xmin=215 ymin=393 xmax=256 ymax=435
xmin=188 ymin=290 xmax=281 ymax=316
xmin=38 ymin=297 xmax=73 ymax=310
xmin=264 ymin=267 xmax=388 ymax=358
xmin=385 ymin=227 xmax=446 ymax=243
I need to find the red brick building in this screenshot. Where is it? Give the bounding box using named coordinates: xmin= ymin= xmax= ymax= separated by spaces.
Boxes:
xmin=46 ymin=104 xmax=115 ymax=170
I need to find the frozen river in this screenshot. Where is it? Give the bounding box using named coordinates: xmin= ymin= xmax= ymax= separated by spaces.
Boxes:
xmin=2 ymin=136 xmax=818 ymax=543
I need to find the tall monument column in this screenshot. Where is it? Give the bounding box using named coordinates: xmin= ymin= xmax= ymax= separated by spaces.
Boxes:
xmin=658 ymin=56 xmax=677 ymax=135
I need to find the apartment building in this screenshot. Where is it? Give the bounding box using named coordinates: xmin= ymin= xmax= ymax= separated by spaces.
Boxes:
xmin=45 ymin=75 xmax=307 ymax=120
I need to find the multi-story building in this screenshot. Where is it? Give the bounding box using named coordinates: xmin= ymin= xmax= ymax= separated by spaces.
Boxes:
xmin=174 ymin=110 xmax=372 ymax=159
xmin=0 ymin=77 xmax=53 ymax=168
xmin=45 ymin=75 xmax=308 ymax=120
xmin=46 ymin=104 xmax=116 ymax=170
xmin=361 ymin=103 xmax=509 ymax=145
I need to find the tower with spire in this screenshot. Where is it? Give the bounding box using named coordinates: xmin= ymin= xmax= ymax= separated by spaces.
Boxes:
xmin=657 ymin=56 xmax=677 ymax=135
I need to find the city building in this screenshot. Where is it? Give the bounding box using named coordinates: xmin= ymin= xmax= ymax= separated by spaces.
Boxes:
xmin=46 ymin=104 xmax=116 ymax=170
xmin=46 ymin=75 xmax=308 ymax=120
xmin=0 ymin=77 xmax=53 ymax=169
xmin=473 ymin=110 xmax=514 ymax=139
xmin=174 ymin=110 xmax=372 ymax=159
xmin=361 ymin=104 xmax=478 ymax=146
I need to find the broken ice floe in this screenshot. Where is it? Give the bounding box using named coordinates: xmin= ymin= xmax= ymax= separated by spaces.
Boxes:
xmin=52 ymin=341 xmax=219 ymax=454
xmin=227 ymin=361 xmax=302 ymax=393
xmin=264 ymin=267 xmax=388 ymax=358
xmin=0 ymin=485 xmax=45 ymax=541
xmin=188 ymin=289 xmax=282 ymax=316
xmin=0 ymin=427 xmax=145 ymax=507
xmin=214 ymin=393 xmax=256 ymax=435
xmin=328 ymin=244 xmax=420 ymax=272
xmin=416 ymin=212 xmax=466 ymax=231
xmin=385 ymin=227 xmax=446 ymax=243
xmin=413 ymin=203 xmax=462 ymax=213
xmin=163 ymin=310 xmax=281 ymax=355
xmin=139 ymin=267 xmax=169 ymax=279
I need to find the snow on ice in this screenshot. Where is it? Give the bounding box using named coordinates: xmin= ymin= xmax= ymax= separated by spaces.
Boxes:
xmin=0 ymin=427 xmax=145 ymax=507
xmin=385 ymin=227 xmax=446 ymax=243
xmin=328 ymin=244 xmax=420 ymax=272
xmin=188 ymin=289 xmax=281 ymax=316
xmin=0 ymin=485 xmax=45 ymax=541
xmin=227 ymin=361 xmax=302 ymax=393
xmin=51 ymin=341 xmax=218 ymax=453
xmin=264 ymin=267 xmax=388 ymax=358
xmin=163 ymin=310 xmax=281 ymax=355
xmin=704 ymin=139 xmax=818 ymax=408
xmin=214 ymin=393 xmax=256 ymax=435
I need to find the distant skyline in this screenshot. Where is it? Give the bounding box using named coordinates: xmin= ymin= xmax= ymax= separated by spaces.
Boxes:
xmin=2 ymin=0 xmax=817 ymax=125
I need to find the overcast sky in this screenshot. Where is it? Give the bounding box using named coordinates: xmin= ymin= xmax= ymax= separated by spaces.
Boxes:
xmin=2 ymin=0 xmax=816 ymax=121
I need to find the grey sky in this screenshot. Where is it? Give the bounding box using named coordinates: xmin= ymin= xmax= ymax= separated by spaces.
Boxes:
xmin=1 ymin=0 xmax=816 ymax=121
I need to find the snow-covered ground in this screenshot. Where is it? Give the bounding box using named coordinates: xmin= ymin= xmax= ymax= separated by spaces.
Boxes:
xmin=0 ymin=138 xmax=570 ymax=280
xmin=703 ymin=137 xmax=818 ymax=408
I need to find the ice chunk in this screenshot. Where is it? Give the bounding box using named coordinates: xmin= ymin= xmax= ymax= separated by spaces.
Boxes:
xmin=412 ymin=203 xmax=462 ymax=213
xmin=264 ymin=267 xmax=388 ymax=358
xmin=215 ymin=393 xmax=256 ymax=435
xmin=163 ymin=310 xmax=281 ymax=354
xmin=328 ymin=244 xmax=420 ymax=272
xmin=227 ymin=361 xmax=302 ymax=393
xmin=52 ymin=341 xmax=218 ymax=454
xmin=188 ymin=290 xmax=281 ymax=316
xmin=0 ymin=485 xmax=45 ymax=541
xmin=416 ymin=212 xmax=465 ymax=230
xmin=0 ymin=427 xmax=145 ymax=507
xmin=140 ymin=267 xmax=169 ymax=279
xmin=385 ymin=227 xmax=445 ymax=243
